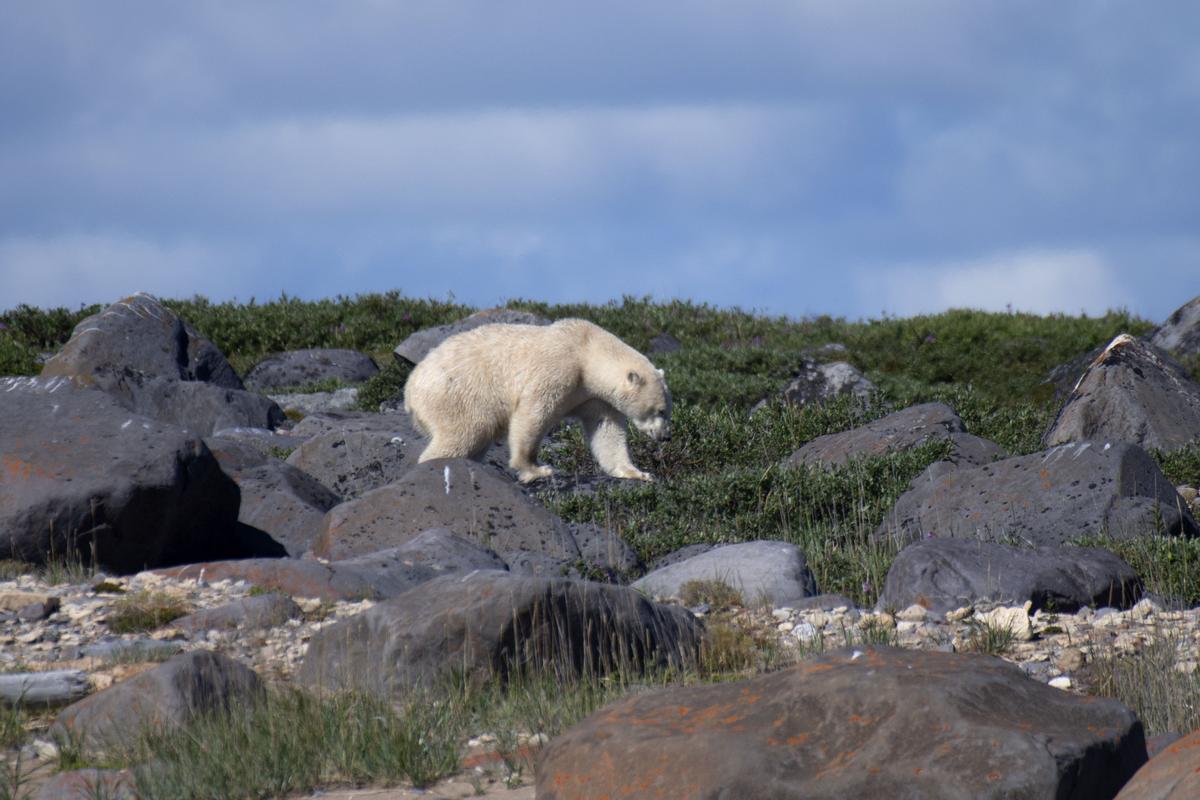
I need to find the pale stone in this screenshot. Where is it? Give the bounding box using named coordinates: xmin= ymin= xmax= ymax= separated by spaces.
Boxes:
xmin=1055 ymin=647 xmax=1086 ymax=672
xmin=945 ymin=605 xmax=974 ymax=622
xmin=976 ymin=602 xmax=1034 ymax=642
xmin=896 ymin=604 xmax=929 ymax=622
xmin=1048 ymin=676 xmax=1072 ymax=690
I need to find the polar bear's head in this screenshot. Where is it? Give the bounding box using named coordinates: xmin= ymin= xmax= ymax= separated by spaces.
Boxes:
xmin=625 ymin=367 xmax=672 ymax=441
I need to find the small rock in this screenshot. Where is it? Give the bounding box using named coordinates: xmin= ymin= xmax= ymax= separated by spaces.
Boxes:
xmin=791 ymin=622 xmax=819 ymax=643
xmin=946 ymin=605 xmax=974 ymax=622
xmin=1048 ymin=676 xmax=1072 ymax=690
xmin=976 ymin=602 xmax=1034 ymax=642
xmin=1055 ymin=647 xmax=1086 ymax=673
xmin=896 ymin=604 xmax=929 ymax=622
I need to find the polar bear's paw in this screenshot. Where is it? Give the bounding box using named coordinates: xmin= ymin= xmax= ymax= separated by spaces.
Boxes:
xmin=517 ymin=464 xmax=555 ymax=483
xmin=614 ymin=467 xmax=655 ymax=482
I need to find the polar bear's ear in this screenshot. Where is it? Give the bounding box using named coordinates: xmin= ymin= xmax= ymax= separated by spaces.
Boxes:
xmin=656 ymin=368 xmax=665 ymax=377
xmin=627 ymin=370 xmax=644 ymax=386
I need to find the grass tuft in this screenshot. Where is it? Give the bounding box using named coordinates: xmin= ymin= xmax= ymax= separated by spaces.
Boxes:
xmin=105 ymin=592 xmax=190 ymax=634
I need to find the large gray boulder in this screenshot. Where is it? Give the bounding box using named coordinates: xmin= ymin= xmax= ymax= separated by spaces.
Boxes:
xmin=880 ymin=538 xmax=1142 ymax=614
xmin=311 ymin=458 xmax=582 ymax=563
xmin=285 ymin=412 xmax=424 ymax=499
xmin=1150 ymin=296 xmax=1200 ymax=358
xmin=299 ymin=571 xmax=701 ymax=694
xmin=39 ymin=293 xmax=285 ymax=435
xmin=0 ymin=377 xmax=243 ymax=572
xmin=393 ymin=308 xmax=551 ymax=364
xmin=102 ymin=371 xmax=286 ymax=436
xmin=537 ymin=646 xmax=1146 ymax=800
xmin=786 ymin=402 xmax=1006 ymax=469
xmin=244 ymin=348 xmax=379 ymax=391
xmin=1116 ymin=726 xmax=1200 ymax=800
xmin=207 ymin=437 xmax=340 ymax=557
xmin=51 ymin=651 xmax=263 ymax=750
xmin=876 ymin=441 xmax=1198 ymax=547
xmin=632 ymin=540 xmax=818 ymax=608
xmin=41 ymin=293 xmax=243 ymax=389
xmin=1044 ymin=334 xmax=1200 ymax=452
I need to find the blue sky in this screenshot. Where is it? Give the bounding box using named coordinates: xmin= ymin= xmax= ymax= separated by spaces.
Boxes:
xmin=1 ymin=2 xmax=1197 ymax=322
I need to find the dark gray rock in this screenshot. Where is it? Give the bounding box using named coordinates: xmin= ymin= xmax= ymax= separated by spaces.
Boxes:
xmin=880 ymin=538 xmax=1143 ymax=614
xmin=786 ymin=403 xmax=1006 ymax=469
xmin=299 ymin=571 xmax=701 ymax=694
xmin=285 ymin=412 xmax=424 ymax=499
xmin=311 ymin=458 xmax=581 ymax=563
xmin=537 ymin=646 xmax=1146 ymax=800
xmin=207 ymin=438 xmax=340 ymax=557
xmin=393 ymin=308 xmax=551 ymax=364
xmin=206 ymin=428 xmax=310 ymax=463
xmin=330 ymin=528 xmax=510 ymax=597
xmin=1150 ymin=295 xmax=1200 ymax=358
xmin=41 ymin=293 xmax=243 ymax=389
xmin=1044 ymin=334 xmax=1200 ymax=452
xmin=52 ymin=651 xmax=264 ymax=749
xmin=172 ymin=593 xmax=302 ymax=634
xmin=780 ymin=360 xmax=875 ymax=407
xmin=1044 ymin=343 xmax=1108 ymax=403
xmin=567 ymin=523 xmax=642 ymax=576
xmin=632 ymin=541 xmax=818 ymax=608
xmin=876 ymin=441 xmax=1199 ymax=547
xmin=648 ymin=333 xmax=681 ymax=354
xmin=101 ymin=371 xmax=285 ymax=436
xmin=0 ymin=377 xmax=245 ymax=573
xmin=244 ymin=348 xmax=379 ymax=391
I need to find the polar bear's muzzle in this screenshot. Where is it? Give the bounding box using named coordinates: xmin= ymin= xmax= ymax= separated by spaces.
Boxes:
xmin=634 ymin=415 xmax=671 ymax=441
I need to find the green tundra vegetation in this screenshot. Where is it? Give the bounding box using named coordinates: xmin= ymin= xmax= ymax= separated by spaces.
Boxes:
xmin=2 ymin=292 xmax=1198 ymax=608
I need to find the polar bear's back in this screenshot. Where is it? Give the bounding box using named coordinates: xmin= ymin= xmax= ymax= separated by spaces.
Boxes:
xmin=402 ymin=320 xmax=589 ymax=438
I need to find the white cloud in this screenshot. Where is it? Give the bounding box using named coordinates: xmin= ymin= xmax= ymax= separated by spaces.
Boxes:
xmin=0 ymin=233 xmax=256 ymax=310
xmin=860 ymin=248 xmax=1128 ymax=317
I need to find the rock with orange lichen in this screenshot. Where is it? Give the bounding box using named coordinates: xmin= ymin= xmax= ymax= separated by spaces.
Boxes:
xmin=0 ymin=377 xmax=246 ymax=573
xmin=1115 ymin=727 xmax=1200 ymax=800
xmin=537 ymin=646 xmax=1146 ymax=800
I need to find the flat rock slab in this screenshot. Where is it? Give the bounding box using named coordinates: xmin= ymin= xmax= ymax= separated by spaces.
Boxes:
xmin=154 ymin=559 xmax=380 ymax=602
xmin=244 ymin=348 xmax=379 ymax=391
xmin=880 ymin=538 xmax=1143 ymax=614
xmin=393 ymin=308 xmax=551 ymax=364
xmin=311 ymin=458 xmax=581 ymax=563
xmin=172 ymin=592 xmax=302 ymax=634
xmin=0 ymin=670 xmax=90 ymax=707
xmin=52 ymin=650 xmax=263 ymax=750
xmin=0 ymin=377 xmax=243 ymax=572
xmin=537 ymin=646 xmax=1146 ymax=800
xmin=1150 ymin=295 xmax=1200 ymax=358
xmin=876 ymin=441 xmax=1198 ymax=547
xmin=633 ymin=540 xmax=818 ymax=608
xmin=285 ymin=413 xmax=424 ymax=499
xmin=1116 ymin=726 xmax=1200 ymax=799
xmin=1044 ymin=334 xmax=1200 ymax=452
xmin=300 ymin=571 xmax=701 ymax=694
xmin=786 ymin=402 xmax=1005 ymax=469
xmin=41 ymin=293 xmax=243 ymax=389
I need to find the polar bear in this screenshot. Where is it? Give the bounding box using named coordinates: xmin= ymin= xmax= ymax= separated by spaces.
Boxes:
xmin=403 ymin=318 xmax=671 ymax=483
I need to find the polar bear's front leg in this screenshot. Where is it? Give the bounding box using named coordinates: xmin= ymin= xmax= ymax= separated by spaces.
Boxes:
xmin=508 ymin=409 xmax=555 ymax=483
xmin=576 ymin=399 xmax=653 ymax=481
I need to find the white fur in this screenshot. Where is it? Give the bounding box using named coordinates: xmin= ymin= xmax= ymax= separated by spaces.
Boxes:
xmin=404 ymin=319 xmax=672 ymax=483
